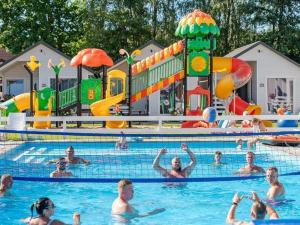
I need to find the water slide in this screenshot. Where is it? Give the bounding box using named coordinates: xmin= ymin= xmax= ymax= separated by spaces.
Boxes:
xmin=130 ymin=40 xmax=261 ymax=115
xmin=0 ymin=92 xmax=52 ymax=128
xmin=90 ymin=70 xmax=127 ymax=128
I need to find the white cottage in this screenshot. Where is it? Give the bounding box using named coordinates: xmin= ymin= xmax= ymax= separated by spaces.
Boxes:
xmin=227 ymin=41 xmax=300 ymax=114
xmin=0 ymin=41 xmax=93 ymax=100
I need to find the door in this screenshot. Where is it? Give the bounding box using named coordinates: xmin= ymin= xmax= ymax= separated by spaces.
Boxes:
xmin=267 ymin=78 xmax=294 ymax=113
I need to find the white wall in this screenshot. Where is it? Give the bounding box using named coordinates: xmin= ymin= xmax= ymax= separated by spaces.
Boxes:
xmin=0 ymin=44 xmax=91 ymax=91
xmin=237 ymin=44 xmax=300 ymax=114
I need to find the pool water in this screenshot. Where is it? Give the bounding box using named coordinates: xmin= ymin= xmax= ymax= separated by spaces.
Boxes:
xmin=0 ymin=176 xmax=300 ymax=225
xmin=1 ymin=140 xmax=300 ymax=224
xmin=1 ymin=141 xmax=299 ymax=178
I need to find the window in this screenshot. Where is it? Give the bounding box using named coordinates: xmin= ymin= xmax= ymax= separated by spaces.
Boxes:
xmin=50 ymin=78 xmax=77 ymax=91
xmin=110 ymin=78 xmax=123 ymax=96
xmin=6 ymin=79 xmax=24 ymax=96
xmin=267 ymin=78 xmax=293 ymax=113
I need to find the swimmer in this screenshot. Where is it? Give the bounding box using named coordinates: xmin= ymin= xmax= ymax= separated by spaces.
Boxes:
xmin=50 ymin=158 xmax=73 ymax=178
xmin=252 ymin=118 xmax=267 ymax=132
xmin=214 ymin=151 xmax=223 ymax=166
xmin=238 ymin=152 xmax=265 ymax=175
xmin=115 ymin=132 xmax=128 ymax=150
xmin=112 ymin=179 xmax=165 ymax=222
xmin=266 ymin=167 xmax=285 ymax=201
xmin=0 ymin=174 xmax=13 ymax=196
xmin=48 ymin=146 xmax=90 ymax=165
xmin=152 ymin=143 xmax=197 ymax=178
xmin=236 ymin=139 xmax=243 ymax=150
xmin=21 ymin=197 xmax=80 ymax=225
xmin=226 ymin=192 xmax=279 ymax=224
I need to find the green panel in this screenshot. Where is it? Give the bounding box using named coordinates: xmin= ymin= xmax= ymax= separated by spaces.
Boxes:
xmin=81 ymin=78 xmax=102 ymax=104
xmin=188 ymin=51 xmax=209 ymax=76
xmin=38 ymin=87 xmax=54 ymax=110
xmin=1 ymin=99 xmax=19 ymax=115
xmin=51 ymin=86 xmax=78 ymax=110
xmin=148 ymin=54 xmax=184 ymax=87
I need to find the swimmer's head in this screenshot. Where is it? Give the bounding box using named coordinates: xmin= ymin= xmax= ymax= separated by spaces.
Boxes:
xmin=214 ymin=151 xmax=222 ymax=163
xmin=0 ymin=174 xmax=13 ymax=189
xmin=266 ymin=167 xmax=279 ymax=184
xmin=251 ymin=201 xmax=267 ymax=220
xmin=118 ymin=179 xmax=133 ymax=200
xmin=30 ymin=197 xmax=55 ymax=218
xmin=66 ymin=146 xmax=75 ymax=158
xmin=172 ymin=157 xmax=182 ymax=172
xmin=246 ymin=152 xmax=255 ymax=164
xmin=56 ymin=158 xmax=67 ymax=171
xmin=252 ymin=118 xmax=261 ymax=126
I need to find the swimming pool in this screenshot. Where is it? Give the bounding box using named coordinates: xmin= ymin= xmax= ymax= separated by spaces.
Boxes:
xmin=1 ymin=139 xmax=300 ymax=224
xmin=1 ymin=140 xmax=299 ymax=178
xmin=1 ymin=176 xmax=300 ymax=224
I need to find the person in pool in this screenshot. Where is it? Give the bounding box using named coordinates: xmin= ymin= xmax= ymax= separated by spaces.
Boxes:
xmin=238 ymin=152 xmax=265 ymax=175
xmin=115 ymin=132 xmax=128 ymax=150
xmin=50 ymin=158 xmax=73 ymax=178
xmin=266 ymin=167 xmax=285 ymax=201
xmin=214 ymin=151 xmax=224 ymax=166
xmin=48 ymin=146 xmax=90 ymax=165
xmin=152 ymin=143 xmax=197 ymax=178
xmin=111 ymin=179 xmax=165 ymax=222
xmin=0 ymin=174 xmax=13 ymax=196
xmin=226 ymin=192 xmax=279 ymax=225
xmin=21 ymin=197 xmax=80 ymax=225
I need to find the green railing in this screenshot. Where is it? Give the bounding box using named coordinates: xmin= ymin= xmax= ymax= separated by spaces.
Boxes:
xmin=148 ymin=53 xmax=183 ymax=86
xmin=51 ymin=86 xmax=78 ymax=109
xmin=131 ymin=54 xmax=184 ymax=95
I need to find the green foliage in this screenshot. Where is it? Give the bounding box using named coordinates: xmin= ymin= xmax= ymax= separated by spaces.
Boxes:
xmin=0 ymin=0 xmax=299 ymax=63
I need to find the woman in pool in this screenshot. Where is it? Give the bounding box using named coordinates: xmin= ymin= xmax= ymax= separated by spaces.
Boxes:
xmin=266 ymin=167 xmax=285 ymax=201
xmin=22 ymin=197 xmax=80 ymax=225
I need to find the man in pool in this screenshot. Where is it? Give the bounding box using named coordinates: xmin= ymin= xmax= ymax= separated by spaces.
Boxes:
xmin=0 ymin=174 xmax=13 ymax=196
xmin=50 ymin=158 xmax=73 ymax=178
xmin=266 ymin=167 xmax=285 ymax=201
xmin=111 ymin=179 xmax=165 ymax=222
xmin=238 ymin=151 xmax=265 ymax=174
xmin=226 ymin=192 xmax=279 ymax=224
xmin=115 ymin=131 xmax=128 ymax=150
xmin=152 ymin=143 xmax=197 ymax=178
xmin=214 ymin=151 xmax=223 ymax=166
xmin=48 ymin=146 xmax=90 ymax=165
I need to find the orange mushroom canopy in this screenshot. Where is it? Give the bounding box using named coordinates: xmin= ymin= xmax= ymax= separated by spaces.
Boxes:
xmin=70 ymin=48 xmax=113 ymax=67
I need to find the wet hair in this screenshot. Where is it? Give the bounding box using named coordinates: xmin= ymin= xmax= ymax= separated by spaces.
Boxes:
xmin=252 ymin=118 xmax=261 ymax=124
xmin=30 ymin=197 xmax=52 ymax=217
xmin=252 ymin=201 xmax=267 ymax=219
xmin=118 ymin=179 xmax=132 ymax=189
xmin=247 ymin=151 xmax=255 ymax=156
xmin=267 ymin=166 xmax=278 ymax=173
xmin=67 ymin=146 xmax=74 ymax=152
xmin=215 ymin=151 xmax=222 ymax=156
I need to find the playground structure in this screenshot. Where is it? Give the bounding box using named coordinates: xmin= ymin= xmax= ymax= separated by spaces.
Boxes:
xmin=0 ymin=9 xmax=288 ymax=130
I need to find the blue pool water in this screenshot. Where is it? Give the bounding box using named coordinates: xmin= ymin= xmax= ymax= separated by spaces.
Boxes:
xmin=1 ymin=140 xmax=300 ymax=224
xmin=1 ymin=177 xmax=300 ymax=224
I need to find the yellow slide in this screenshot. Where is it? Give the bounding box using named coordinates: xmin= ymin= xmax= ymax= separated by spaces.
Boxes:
xmin=90 ymin=70 xmax=127 ymax=128
xmin=33 ymin=94 xmax=52 ymax=129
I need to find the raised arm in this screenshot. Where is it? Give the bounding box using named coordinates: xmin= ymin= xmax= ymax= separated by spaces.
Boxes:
xmin=152 ymin=149 xmax=168 ymax=176
xmin=181 ymin=144 xmax=197 ymax=176
xmin=226 ymin=193 xmax=242 ymax=224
